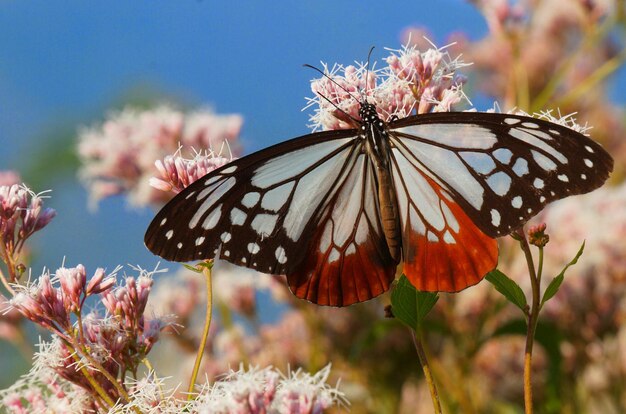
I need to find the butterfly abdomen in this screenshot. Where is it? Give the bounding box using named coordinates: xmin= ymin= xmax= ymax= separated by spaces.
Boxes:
xmin=377 ymin=166 xmax=402 ymax=263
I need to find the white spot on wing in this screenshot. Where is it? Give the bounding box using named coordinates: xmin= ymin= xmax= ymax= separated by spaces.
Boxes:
xmin=504 ymin=118 xmax=520 ymax=125
xmin=251 ymin=214 xmax=278 ymax=237
xmin=533 ymin=178 xmax=544 ymax=189
xmin=221 ymin=165 xmax=237 ymax=174
xmin=275 ymin=246 xmax=287 ymax=264
xmin=328 ymin=248 xmax=340 ymax=263
xmin=558 ymin=174 xmax=569 ymax=182
xmin=584 ymin=159 xmax=593 ymax=168
xmin=220 ymin=232 xmax=231 ymax=243
xmin=242 ymin=192 xmax=261 ymax=208
xmin=201 ymin=204 xmax=222 ymax=230
xmin=345 ymin=244 xmax=356 ymax=255
xmin=491 ymin=209 xmax=501 ymax=226
xmin=165 ymin=230 xmax=174 ymax=240
xmin=521 ymin=122 xmax=539 ymax=129
xmin=160 ymin=218 xmax=167 ymax=226
xmin=427 ymin=232 xmax=439 ymax=242
xmin=441 ymin=202 xmax=460 ymax=233
xmin=531 ymin=150 xmax=557 ymax=171
xmin=512 ymin=158 xmax=529 ymax=176
xmin=247 ymin=243 xmax=260 ymax=254
xmin=443 ymin=230 xmax=456 ymax=244
xmin=585 ymin=145 xmax=594 ymax=153
xmin=230 ymin=208 xmax=247 ymax=225
xmin=195 ymin=237 xmax=205 ymax=246
xmin=261 ymin=182 xmax=295 ymax=212
xmin=512 ymin=196 xmax=523 ymax=208
xmin=487 ymin=172 xmax=512 ymax=196
xmin=177 ymin=242 xmax=183 ymax=249
xmin=493 ymin=148 xmax=513 ymax=164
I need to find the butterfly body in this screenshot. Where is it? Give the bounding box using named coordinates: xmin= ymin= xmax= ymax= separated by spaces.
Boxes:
xmin=145 ymin=102 xmax=613 ymax=306
xmin=360 ymin=102 xmax=402 ymax=263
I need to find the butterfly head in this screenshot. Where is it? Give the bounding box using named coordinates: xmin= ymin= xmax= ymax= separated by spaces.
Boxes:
xmin=359 ymin=102 xmax=381 ymax=125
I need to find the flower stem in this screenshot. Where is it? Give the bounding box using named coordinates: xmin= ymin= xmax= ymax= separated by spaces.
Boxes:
xmin=411 ymin=329 xmax=442 ymax=414
xmin=516 ymin=229 xmax=541 ymax=414
xmin=64 ymin=341 xmax=116 ymax=409
xmin=187 ymin=261 xmax=213 ymax=400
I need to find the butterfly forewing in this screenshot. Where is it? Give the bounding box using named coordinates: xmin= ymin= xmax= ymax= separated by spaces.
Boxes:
xmin=145 ymin=128 xmax=357 ymax=272
xmin=388 ymin=112 xmax=614 ymax=238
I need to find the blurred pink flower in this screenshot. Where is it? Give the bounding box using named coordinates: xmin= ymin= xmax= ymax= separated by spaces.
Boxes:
xmin=212 ymin=261 xmax=277 ymax=317
xmin=0 ymin=171 xmax=21 ymax=187
xmin=77 ymin=105 xmax=243 ymax=207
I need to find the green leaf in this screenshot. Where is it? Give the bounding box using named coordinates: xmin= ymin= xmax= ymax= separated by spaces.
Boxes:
xmin=485 ymin=269 xmax=528 ymax=312
xmin=541 ymin=241 xmax=585 ymax=307
xmin=390 ymin=275 xmax=439 ymax=331
xmin=183 ymin=260 xmax=214 ymax=273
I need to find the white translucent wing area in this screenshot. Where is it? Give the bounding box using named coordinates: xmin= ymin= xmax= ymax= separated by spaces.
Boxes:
xmin=391 ymin=148 xmax=498 ymax=292
xmin=145 ymin=131 xmax=361 ymax=277
xmin=288 ymin=154 xmax=396 ymax=306
xmin=390 ymin=112 xmax=613 ymax=237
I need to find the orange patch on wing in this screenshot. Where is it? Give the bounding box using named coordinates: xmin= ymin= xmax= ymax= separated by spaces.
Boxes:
xmin=403 ymin=187 xmax=498 ymax=293
xmin=287 ymin=225 xmax=396 ymax=307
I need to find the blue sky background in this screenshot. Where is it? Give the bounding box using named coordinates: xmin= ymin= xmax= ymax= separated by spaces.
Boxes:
xmin=0 ymin=0 xmax=624 ymax=385
xmin=0 ymin=0 xmax=493 ymax=282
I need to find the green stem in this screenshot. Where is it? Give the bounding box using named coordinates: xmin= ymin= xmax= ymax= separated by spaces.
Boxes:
xmin=516 ymin=229 xmax=540 ymax=414
xmin=64 ymin=341 xmax=116 ymax=409
xmin=187 ymin=262 xmax=213 ymax=400
xmin=412 ymin=329 xmax=442 ymax=414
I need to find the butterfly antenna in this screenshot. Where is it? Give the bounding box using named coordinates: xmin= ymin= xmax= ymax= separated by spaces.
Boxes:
xmin=304 ymin=63 xmax=361 ymax=124
xmin=363 ymin=46 xmax=375 ymax=103
xmin=304 ymin=63 xmax=361 ymax=104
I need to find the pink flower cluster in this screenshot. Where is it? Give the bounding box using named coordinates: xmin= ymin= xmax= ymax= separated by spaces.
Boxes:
xmin=77 ymin=105 xmax=243 ymax=207
xmin=306 ymin=43 xmax=469 ymax=131
xmin=0 ymin=184 xmax=56 ymax=281
xmin=10 ymin=265 xmax=115 ymax=332
xmin=191 ymin=364 xmax=346 ymax=414
xmin=8 ymin=265 xmax=172 ymax=409
xmin=1 ymin=340 xmax=96 ymax=413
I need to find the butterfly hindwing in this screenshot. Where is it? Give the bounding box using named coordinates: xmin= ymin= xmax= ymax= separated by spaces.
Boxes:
xmin=288 ymin=153 xmax=396 ymax=306
xmin=390 ymin=146 xmax=498 ymax=292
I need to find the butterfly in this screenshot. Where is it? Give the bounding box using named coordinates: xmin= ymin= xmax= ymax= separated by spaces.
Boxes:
xmin=145 ymin=101 xmax=613 ymax=307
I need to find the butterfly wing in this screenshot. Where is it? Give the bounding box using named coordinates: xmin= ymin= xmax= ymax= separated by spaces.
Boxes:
xmin=390 ymin=148 xmax=498 ymax=292
xmin=145 ymin=128 xmax=396 ymax=306
xmin=388 ymin=112 xmax=613 ymax=292
xmin=287 ymin=151 xmax=396 ymax=306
